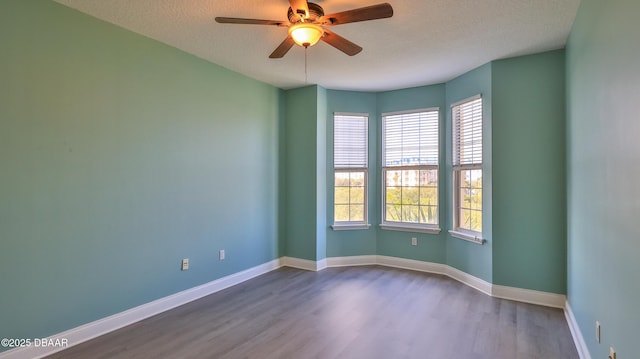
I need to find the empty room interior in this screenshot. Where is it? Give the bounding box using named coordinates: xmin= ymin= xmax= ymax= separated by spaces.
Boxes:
xmin=1 ymin=0 xmax=638 ymax=358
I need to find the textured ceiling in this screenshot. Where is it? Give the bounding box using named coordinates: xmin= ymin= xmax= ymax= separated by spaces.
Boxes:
xmin=53 ymin=0 xmax=580 ymax=91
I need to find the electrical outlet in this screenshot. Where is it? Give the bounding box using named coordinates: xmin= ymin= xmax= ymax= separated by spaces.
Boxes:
xmin=596 ymin=321 xmax=601 ymax=343
xmin=411 ymin=237 xmax=417 ymax=246
xmin=219 ymin=249 xmax=225 ymax=260
xmin=181 ymin=258 xmax=189 ymax=271
xmin=609 ymin=346 xmax=616 ymax=359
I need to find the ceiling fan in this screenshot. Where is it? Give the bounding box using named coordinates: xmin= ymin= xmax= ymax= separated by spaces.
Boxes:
xmin=215 ymin=0 xmax=393 ymax=58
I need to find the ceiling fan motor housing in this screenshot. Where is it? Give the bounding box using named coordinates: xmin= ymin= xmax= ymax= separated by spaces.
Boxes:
xmin=288 ymin=2 xmax=324 ymax=23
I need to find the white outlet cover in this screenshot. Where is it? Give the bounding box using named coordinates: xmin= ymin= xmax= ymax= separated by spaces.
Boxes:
xmin=181 ymin=258 xmax=189 ymax=270
xmin=219 ymin=250 xmax=225 ymax=260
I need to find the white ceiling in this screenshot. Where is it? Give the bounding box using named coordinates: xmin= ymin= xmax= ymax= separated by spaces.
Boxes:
xmin=53 ymin=0 xmax=580 ymax=92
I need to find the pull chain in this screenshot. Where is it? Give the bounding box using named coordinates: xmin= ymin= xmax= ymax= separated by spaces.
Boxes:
xmin=304 ymin=46 xmax=308 ymax=85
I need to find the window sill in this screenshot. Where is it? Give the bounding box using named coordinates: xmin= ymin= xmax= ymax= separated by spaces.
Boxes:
xmin=379 ymin=223 xmax=441 ymax=234
xmin=331 ymin=223 xmax=371 ymax=231
xmin=449 ymin=230 xmax=485 ymax=245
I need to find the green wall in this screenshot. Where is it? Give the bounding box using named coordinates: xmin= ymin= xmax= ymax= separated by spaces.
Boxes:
xmin=1 ymin=0 xmax=579 ymax=350
xmin=445 ymin=64 xmax=494 ymax=282
xmin=283 ymin=85 xmax=325 ymax=261
xmin=376 ymin=85 xmax=448 ymax=263
xmin=316 ymin=87 xmax=328 ymax=261
xmin=323 ymin=59 xmax=568 ymax=292
xmin=325 ymin=85 xmax=450 ymax=261
xmin=1 ymin=0 xmax=281 ymax=344
xmin=566 ymin=0 xmax=640 ymax=357
xmin=492 ymin=50 xmax=567 ymax=294
xmin=325 ymin=90 xmax=378 ymax=257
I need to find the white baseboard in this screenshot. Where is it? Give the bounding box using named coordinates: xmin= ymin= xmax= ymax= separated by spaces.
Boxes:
xmin=1 ymin=255 xmax=581 ymax=359
xmin=564 ymin=300 xmax=592 ymax=359
xmin=273 ymin=256 xmax=583 ymax=358
xmin=320 ymin=255 xmax=561 ymax=308
xmin=326 ymin=255 xmax=377 ymax=267
xmin=280 ymin=256 xmax=322 ymax=271
xmin=0 ymin=259 xmax=282 ymax=359
xmin=492 ymin=284 xmax=566 ymax=308
xmin=445 ymin=265 xmax=493 ymax=296
xmin=375 ymin=256 xmax=494 ymax=296
xmin=317 ymin=258 xmax=328 ymax=271
xmin=377 ymin=255 xmax=448 ymax=275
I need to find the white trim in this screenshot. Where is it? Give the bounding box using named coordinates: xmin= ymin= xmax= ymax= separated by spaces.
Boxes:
xmin=446 ymin=265 xmax=493 ymax=295
xmin=333 ymin=112 xmax=370 ymax=226
xmin=324 ymin=255 xmax=560 ymax=306
xmin=333 ymin=111 xmax=369 ymax=117
xmin=280 ymin=256 xmax=325 ymax=272
xmin=381 ymin=107 xmax=440 ymax=117
xmin=331 ymin=223 xmax=371 ymax=231
xmin=315 ymin=255 xmax=583 ymax=356
xmin=324 ymin=255 xmax=490 ymax=296
xmin=565 ymin=300 xmax=592 ymax=359
xmin=492 ymin=284 xmax=566 ymax=308
xmin=379 ymin=224 xmax=441 ymax=234
xmin=0 ymin=259 xmax=282 ymax=359
xmin=317 ymin=258 xmax=328 ymax=271
xmin=326 ymin=255 xmax=378 ymax=267
xmin=381 ymin=108 xmax=441 ymax=229
xmin=449 ymin=230 xmax=485 ymax=244
xmin=376 ymin=255 xmax=448 ymax=275
xmin=1 ymin=256 xmax=582 ymax=359
xmin=450 ymin=93 xmax=482 ymax=108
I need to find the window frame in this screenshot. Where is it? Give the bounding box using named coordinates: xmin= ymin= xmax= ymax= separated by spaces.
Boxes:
xmin=450 ymin=95 xmax=485 ymax=244
xmin=332 ymin=112 xmax=370 ymax=230
xmin=380 ymin=108 xmax=441 ymax=234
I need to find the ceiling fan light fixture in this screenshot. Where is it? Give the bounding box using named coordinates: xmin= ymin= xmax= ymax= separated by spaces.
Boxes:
xmin=216 ymin=2 xmax=393 ymax=58
xmin=289 ymin=23 xmax=323 ymax=47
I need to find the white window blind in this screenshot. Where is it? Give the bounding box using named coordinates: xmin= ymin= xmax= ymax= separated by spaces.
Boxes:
xmin=383 ymin=110 xmax=439 ymax=167
xmin=453 ymin=97 xmax=482 ymax=166
xmin=381 ymin=109 xmax=440 ymax=231
xmin=334 ymin=114 xmax=368 ymax=168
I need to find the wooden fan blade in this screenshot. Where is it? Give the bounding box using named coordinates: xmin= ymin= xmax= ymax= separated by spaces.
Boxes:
xmin=215 ymin=17 xmax=287 ymax=26
xmin=289 ymin=0 xmax=310 ymax=19
xmin=269 ymin=36 xmax=296 ymax=58
xmin=319 ymin=3 xmax=393 ymax=26
xmin=320 ymin=29 xmax=362 ymax=56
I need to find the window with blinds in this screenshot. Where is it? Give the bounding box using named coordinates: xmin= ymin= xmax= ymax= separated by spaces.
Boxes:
xmin=333 ymin=113 xmax=368 ymax=227
xmin=381 ymin=109 xmax=439 ymax=231
xmin=451 ymin=96 xmax=483 ymax=237
xmin=453 ymin=97 xmax=483 ymax=166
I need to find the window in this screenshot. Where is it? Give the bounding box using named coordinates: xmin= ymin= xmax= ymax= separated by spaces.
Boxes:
xmin=333 ymin=113 xmax=369 ymax=229
xmin=451 ymin=95 xmax=483 ymax=243
xmin=381 ymin=109 xmax=440 ymax=233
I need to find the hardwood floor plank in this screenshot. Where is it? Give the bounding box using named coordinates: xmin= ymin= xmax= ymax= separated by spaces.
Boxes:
xmin=46 ymin=266 xmax=578 ymax=359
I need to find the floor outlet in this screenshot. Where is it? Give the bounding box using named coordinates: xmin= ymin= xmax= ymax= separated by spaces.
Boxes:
xmin=219 ymin=250 xmax=225 ymax=260
xmin=411 ymin=237 xmax=417 ymax=246
xmin=181 ymin=258 xmax=189 ymax=271
xmin=596 ymin=321 xmax=600 ymax=343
